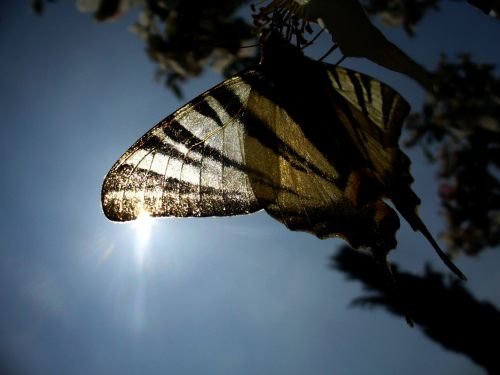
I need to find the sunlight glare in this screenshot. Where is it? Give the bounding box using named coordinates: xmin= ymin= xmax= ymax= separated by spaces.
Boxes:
xmin=133 ymin=210 xmax=154 ymax=244
xmin=132 ymin=210 xmax=154 ymax=268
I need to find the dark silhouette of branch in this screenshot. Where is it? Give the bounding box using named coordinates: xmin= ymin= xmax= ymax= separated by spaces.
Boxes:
xmin=331 ymin=246 xmax=500 ymax=375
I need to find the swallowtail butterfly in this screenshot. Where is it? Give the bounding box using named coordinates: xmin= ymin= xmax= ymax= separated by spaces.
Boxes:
xmin=101 ymin=32 xmax=465 ymax=280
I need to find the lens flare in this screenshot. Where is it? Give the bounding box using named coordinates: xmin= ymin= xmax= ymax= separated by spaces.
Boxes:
xmin=132 ymin=210 xmax=154 ymax=268
xmin=133 ymin=210 xmax=153 ymax=244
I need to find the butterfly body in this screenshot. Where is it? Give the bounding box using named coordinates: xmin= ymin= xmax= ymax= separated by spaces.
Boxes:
xmin=102 ymin=33 xmax=465 ymax=279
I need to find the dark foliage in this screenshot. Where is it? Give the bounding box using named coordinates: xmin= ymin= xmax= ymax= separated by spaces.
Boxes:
xmin=361 ymin=0 xmax=441 ymax=36
xmin=332 ymin=246 xmax=500 ymax=375
xmin=362 ymin=0 xmax=499 ymax=36
xmin=405 ymin=55 xmax=500 ymax=255
xmin=121 ymin=0 xmax=256 ymax=97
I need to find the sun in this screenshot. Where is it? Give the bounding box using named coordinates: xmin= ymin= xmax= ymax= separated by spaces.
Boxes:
xmin=132 ymin=209 xmax=154 ymax=268
xmin=133 ymin=210 xmax=154 ymax=245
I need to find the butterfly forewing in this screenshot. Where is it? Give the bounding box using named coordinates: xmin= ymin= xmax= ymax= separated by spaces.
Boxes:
xmin=102 ymin=73 xmax=264 ymax=221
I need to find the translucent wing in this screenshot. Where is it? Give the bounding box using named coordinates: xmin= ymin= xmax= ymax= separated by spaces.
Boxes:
xmin=102 ymin=72 xmax=265 ymax=221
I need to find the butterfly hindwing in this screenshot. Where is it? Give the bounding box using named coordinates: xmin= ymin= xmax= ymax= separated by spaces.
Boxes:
xmin=237 ymin=38 xmax=407 ymax=251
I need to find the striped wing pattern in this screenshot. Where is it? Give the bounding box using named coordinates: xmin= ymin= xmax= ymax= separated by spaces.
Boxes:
xmin=245 ymin=64 xmax=410 ymax=251
xmin=102 ymin=62 xmax=408 ymax=255
xmin=102 ymin=73 xmax=263 ymax=221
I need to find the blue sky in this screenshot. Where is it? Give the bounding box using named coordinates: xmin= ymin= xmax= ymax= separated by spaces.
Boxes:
xmin=1 ymin=2 xmax=499 ymax=375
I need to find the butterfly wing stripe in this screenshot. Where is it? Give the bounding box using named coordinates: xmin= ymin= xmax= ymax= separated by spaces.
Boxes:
xmin=109 ymin=73 xmax=254 ymax=172
xmin=249 ymin=74 xmax=364 ymax=191
xmin=334 ymin=69 xmax=389 ymax=146
xmin=203 ymin=84 xmax=250 ymax=125
xmin=380 ymin=85 xmax=404 ymax=138
xmin=326 ymin=66 xmax=410 ymax=145
xmin=121 ymin=132 xmax=198 ymax=215
xmin=330 ymin=86 xmax=377 ymax=169
xmin=136 ymin=147 xmax=159 ymax=209
xmin=244 ymin=109 xmax=314 ymax=173
xmin=118 ymin=137 xmax=164 ymax=213
xmin=161 ymin=86 xmax=340 ymax=193
xmin=241 ymin=97 xmax=343 ymax=188
xmin=320 ymin=65 xmax=413 ymax=190
xmin=346 ymin=69 xmax=371 ymax=118
xmin=188 ymin=86 xmax=246 ymax=211
xmin=191 ymin=98 xmax=222 ymax=127
xmin=109 ymin=167 xmax=256 ymax=216
xmin=146 ymin=127 xmax=290 ymax=191
xmin=243 ymin=86 xmax=353 ymax=234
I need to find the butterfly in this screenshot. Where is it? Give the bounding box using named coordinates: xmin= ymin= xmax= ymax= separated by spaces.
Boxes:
xmin=101 ymin=31 xmax=465 ymax=280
